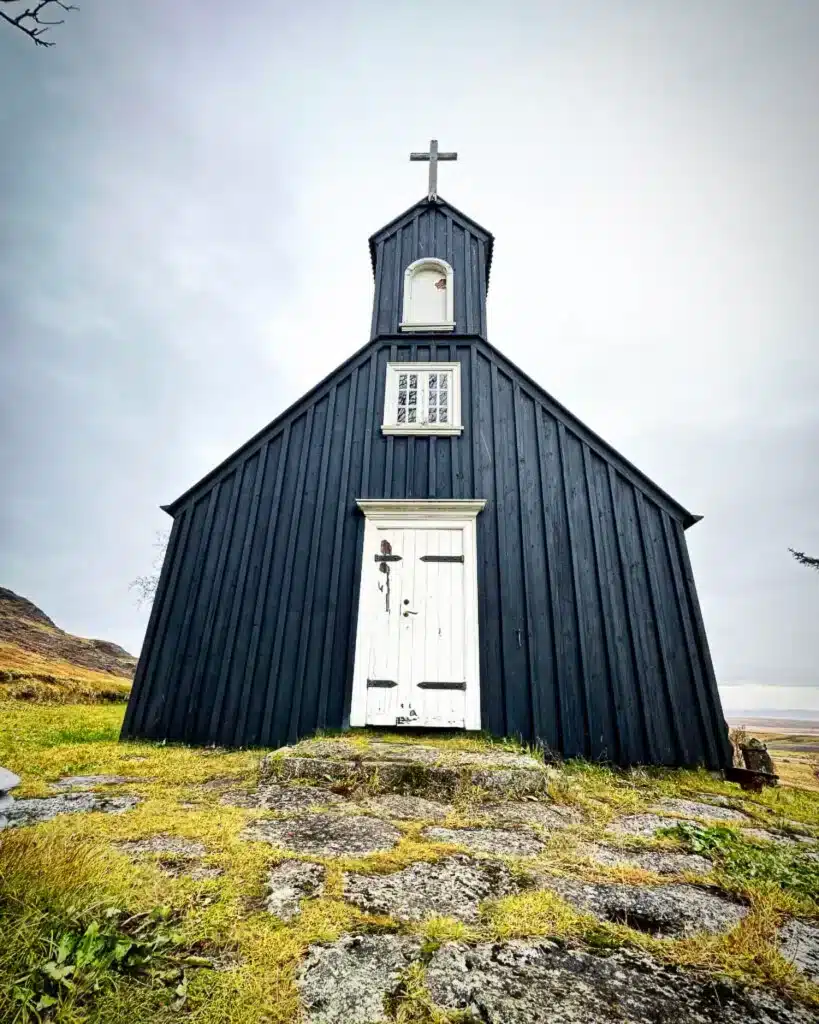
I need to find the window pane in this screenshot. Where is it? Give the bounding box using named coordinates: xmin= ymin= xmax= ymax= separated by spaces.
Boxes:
xmin=408 ymin=408 xmax=416 ymax=423
xmin=429 ymin=408 xmax=437 ymax=423
xmin=398 ymin=374 xmax=407 ymax=388
xmin=429 ymin=388 xmax=437 ymax=405
xmin=440 ymin=374 xmax=448 ymax=390
xmin=397 ymin=407 xmax=406 ymax=423
xmin=428 ymin=373 xmax=437 ymax=388
xmin=440 ymin=390 xmax=447 ymax=407
xmin=398 ymin=392 xmax=406 ymax=406
xmin=409 ymin=390 xmax=417 ymax=405
xmin=409 ymin=374 xmax=418 ymax=388
xmin=440 ymin=409 xmax=448 ymax=423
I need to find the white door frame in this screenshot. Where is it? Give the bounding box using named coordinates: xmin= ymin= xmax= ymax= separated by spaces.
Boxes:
xmin=350 ymin=499 xmax=486 ymax=731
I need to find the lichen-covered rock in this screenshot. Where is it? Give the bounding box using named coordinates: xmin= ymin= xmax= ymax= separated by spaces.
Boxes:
xmin=532 ymin=876 xmax=746 ymax=936
xmin=477 ymin=801 xmax=581 ymax=829
xmin=344 ymin=854 xmax=519 ymax=922
xmin=221 ymin=784 xmax=343 ymax=812
xmin=117 ymin=835 xmax=207 ymax=858
xmin=266 ymin=861 xmax=325 ymax=920
xmin=242 ymin=812 xmax=400 ymax=856
xmin=742 ymin=828 xmax=819 ymax=855
xmin=263 ymin=740 xmax=551 ymax=799
xmin=607 ymin=813 xmax=697 ymax=839
xmin=694 ymin=793 xmax=753 ymax=812
xmin=423 ymin=825 xmax=544 ymax=857
xmin=2 ymin=793 xmax=138 ymax=828
xmin=651 ymin=798 xmax=749 ymax=822
xmin=298 ymin=934 xmax=422 ymax=1024
xmin=779 ymin=919 xmax=819 ymax=981
xmin=425 ymin=941 xmax=817 ymax=1023
xmin=579 ymin=844 xmax=712 ymax=876
xmin=50 ymin=774 xmax=146 ymax=791
xmin=359 ymin=793 xmax=449 ymax=820
xmin=114 ymin=834 xmax=222 ymax=878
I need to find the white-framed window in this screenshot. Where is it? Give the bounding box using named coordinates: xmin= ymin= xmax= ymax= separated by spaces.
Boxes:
xmin=399 ymin=258 xmax=455 ymax=332
xmin=382 ymin=362 xmax=463 ymax=436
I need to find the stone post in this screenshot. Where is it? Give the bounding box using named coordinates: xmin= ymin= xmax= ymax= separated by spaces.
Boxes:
xmin=0 ymin=766 xmax=21 ymax=829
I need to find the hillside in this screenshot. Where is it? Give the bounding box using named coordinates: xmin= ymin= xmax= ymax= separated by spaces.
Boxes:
xmin=0 ymin=587 xmax=135 ymax=703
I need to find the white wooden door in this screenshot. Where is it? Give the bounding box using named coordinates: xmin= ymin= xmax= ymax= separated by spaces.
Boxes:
xmin=352 ymin=523 xmax=478 ymax=729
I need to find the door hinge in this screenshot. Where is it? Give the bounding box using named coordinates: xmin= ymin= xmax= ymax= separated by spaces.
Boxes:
xmin=417 ymin=681 xmax=467 ymax=690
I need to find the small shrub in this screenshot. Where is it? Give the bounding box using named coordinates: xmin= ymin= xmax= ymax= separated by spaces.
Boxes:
xmin=664 ymin=822 xmax=819 ymax=903
xmin=9 ymin=906 xmax=191 ymax=1022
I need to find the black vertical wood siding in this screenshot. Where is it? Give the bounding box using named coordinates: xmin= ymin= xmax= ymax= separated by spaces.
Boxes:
xmin=122 ymin=336 xmax=732 ymax=768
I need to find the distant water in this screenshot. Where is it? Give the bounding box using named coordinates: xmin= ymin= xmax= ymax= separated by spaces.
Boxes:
xmin=723 ymin=708 xmax=819 ymax=722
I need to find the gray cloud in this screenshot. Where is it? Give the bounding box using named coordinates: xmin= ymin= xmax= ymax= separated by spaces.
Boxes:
xmin=1 ymin=0 xmax=817 ymax=715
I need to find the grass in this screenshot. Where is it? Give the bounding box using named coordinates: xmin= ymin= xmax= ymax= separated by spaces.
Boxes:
xmin=0 ymin=643 xmax=131 ymax=704
xmin=1 ymin=701 xmax=818 ymax=1022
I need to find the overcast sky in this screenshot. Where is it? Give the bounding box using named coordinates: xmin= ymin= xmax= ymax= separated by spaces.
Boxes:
xmin=1 ymin=1 xmax=817 ymax=717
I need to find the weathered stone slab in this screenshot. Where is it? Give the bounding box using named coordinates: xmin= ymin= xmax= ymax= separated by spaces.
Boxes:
xmin=742 ymin=828 xmax=819 ymax=853
xmin=694 ymin=792 xmax=754 ymax=812
xmin=579 ymin=844 xmax=712 ymax=876
xmin=187 ymin=865 xmax=224 ymax=880
xmin=651 ymin=798 xmax=749 ymax=822
xmin=359 ymin=793 xmax=449 ymax=820
xmin=298 ymin=934 xmax=423 ymax=1024
xmin=424 ymin=825 xmax=544 ymax=857
xmin=280 ymin=737 xmax=539 ymax=769
xmin=425 ymin=941 xmax=817 ymax=1023
xmin=117 ymin=835 xmax=207 ymax=858
xmin=221 ymin=784 xmax=344 ymax=812
xmin=114 ymin=834 xmax=221 ymax=878
xmin=607 ymin=813 xmax=697 ymax=839
xmin=779 ymin=919 xmax=819 ymax=981
xmin=50 ymin=774 xmax=146 ymax=791
xmin=344 ymin=854 xmax=519 ymax=922
xmin=1 ymin=793 xmax=138 ymax=829
xmin=266 ymin=861 xmax=325 ymax=920
xmin=532 ymin=876 xmax=747 ymax=936
xmin=262 ymin=739 xmax=551 ymax=799
xmin=477 ymin=801 xmax=581 ymax=829
xmin=243 ymin=813 xmax=400 ymax=856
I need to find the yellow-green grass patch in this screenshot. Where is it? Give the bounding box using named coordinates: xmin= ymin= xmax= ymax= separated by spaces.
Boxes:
xmin=0 ymin=642 xmax=132 ymax=704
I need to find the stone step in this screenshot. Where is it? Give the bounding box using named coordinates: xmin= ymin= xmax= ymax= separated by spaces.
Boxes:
xmin=261 ymin=736 xmax=553 ymax=799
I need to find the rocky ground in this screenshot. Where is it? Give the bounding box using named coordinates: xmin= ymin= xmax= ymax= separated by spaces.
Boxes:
xmin=2 ymin=721 xmax=819 ymax=1023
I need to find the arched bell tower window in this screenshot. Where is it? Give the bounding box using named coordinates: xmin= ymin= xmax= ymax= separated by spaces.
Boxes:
xmin=399 ymin=258 xmax=455 ymax=332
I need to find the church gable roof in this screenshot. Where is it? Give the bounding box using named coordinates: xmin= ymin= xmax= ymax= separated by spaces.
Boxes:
xmin=368 ymin=195 xmax=495 ymax=287
xmin=162 ymin=335 xmax=699 ymax=529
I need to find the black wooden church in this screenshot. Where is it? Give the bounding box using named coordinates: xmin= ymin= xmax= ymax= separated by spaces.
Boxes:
xmin=123 ymin=141 xmax=732 ymax=769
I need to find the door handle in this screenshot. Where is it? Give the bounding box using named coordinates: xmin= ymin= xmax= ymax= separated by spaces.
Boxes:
xmin=402 ymin=610 xmax=418 ymax=617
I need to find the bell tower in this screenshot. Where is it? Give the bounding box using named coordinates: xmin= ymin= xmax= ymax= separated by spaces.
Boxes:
xmin=368 ymin=140 xmax=494 ymax=342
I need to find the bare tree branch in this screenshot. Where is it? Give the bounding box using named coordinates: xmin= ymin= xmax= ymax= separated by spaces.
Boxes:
xmin=788 ymin=548 xmax=819 ymax=572
xmin=130 ymin=531 xmax=170 ymax=609
xmin=0 ymin=0 xmax=78 ymax=47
